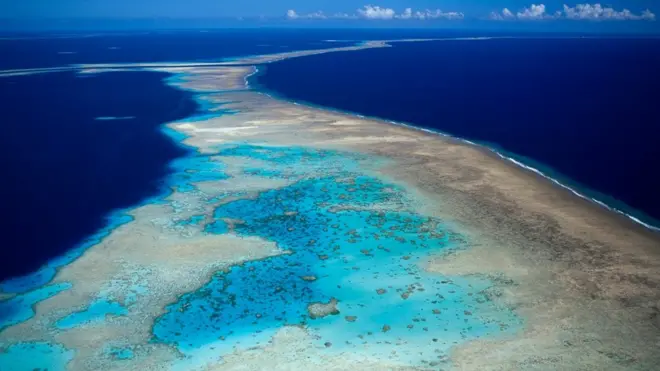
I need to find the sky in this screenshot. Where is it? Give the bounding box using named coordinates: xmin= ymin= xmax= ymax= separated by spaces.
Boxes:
xmin=0 ymin=1 xmax=658 ymax=32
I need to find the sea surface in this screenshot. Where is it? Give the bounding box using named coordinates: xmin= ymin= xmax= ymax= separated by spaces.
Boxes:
xmin=0 ymin=70 xmax=196 ymax=280
xmin=0 ymin=29 xmax=358 ymax=69
xmin=0 ymin=29 xmax=657 ymax=301
xmin=256 ymin=37 xmax=660 ymax=228
xmin=0 ymin=31 xmax=528 ymax=369
xmin=0 ymin=30 xmax=657 ymax=369
xmin=0 ymin=30 xmax=357 ymax=281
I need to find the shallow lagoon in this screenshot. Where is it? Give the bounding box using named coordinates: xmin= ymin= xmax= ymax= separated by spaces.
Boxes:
xmin=256 ymin=37 xmax=660 ymax=228
xmin=154 ymin=144 xmax=521 ymax=367
xmin=0 ymin=142 xmax=521 ymax=369
xmin=0 ymin=342 xmax=74 ymax=371
xmin=1 ymin=68 xmax=521 ymax=369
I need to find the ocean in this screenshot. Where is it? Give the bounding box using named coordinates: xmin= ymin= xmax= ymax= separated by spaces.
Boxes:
xmin=0 ymin=30 xmax=357 ymax=281
xmin=1 ymin=30 xmax=658 ymax=282
xmin=1 ymin=29 xmax=658 ymax=370
xmin=0 ymin=29 xmax=360 ymax=70
xmin=256 ymin=36 xmax=660 ymax=228
xmin=0 ymin=70 xmax=196 ymax=280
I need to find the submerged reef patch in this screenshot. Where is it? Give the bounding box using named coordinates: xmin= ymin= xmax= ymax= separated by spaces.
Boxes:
xmin=0 ymin=283 xmax=72 ymax=331
xmin=55 ymin=299 xmax=128 ymax=329
xmin=0 ymin=342 xmax=74 ymax=371
xmin=1 ymin=130 xmax=520 ymax=370
xmin=153 ymin=144 xmax=521 ymax=367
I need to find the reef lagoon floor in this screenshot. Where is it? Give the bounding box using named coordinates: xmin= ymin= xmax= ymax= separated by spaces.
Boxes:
xmin=2 ymin=39 xmax=660 ymax=370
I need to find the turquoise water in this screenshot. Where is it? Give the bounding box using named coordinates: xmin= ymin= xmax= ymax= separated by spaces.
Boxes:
xmin=0 ymin=213 xmax=133 ymax=295
xmin=0 ymin=151 xmax=227 ymax=331
xmin=166 ymin=154 xmax=228 ymax=193
xmin=177 ymin=214 xmax=207 ymax=227
xmin=1 ymin=69 xmax=521 ymax=369
xmin=257 ymin=38 xmax=660 ymax=231
xmin=0 ymin=84 xmax=228 ymax=331
xmin=106 ymin=346 xmax=134 ymax=360
xmin=0 ymin=283 xmax=72 ymax=331
xmin=153 ymin=144 xmax=521 ymax=365
xmin=56 ymin=299 xmax=128 ymax=329
xmin=0 ymin=342 xmax=74 ymax=371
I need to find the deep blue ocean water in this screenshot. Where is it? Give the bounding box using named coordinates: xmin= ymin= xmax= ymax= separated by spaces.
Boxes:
xmin=256 ymin=37 xmax=660 ymax=227
xmin=1 ymin=31 xmax=658 ymax=287
xmin=0 ymin=71 xmax=196 ymax=280
xmin=0 ymin=30 xmax=359 ymax=282
xmin=3 ymin=31 xmax=654 ymax=368
xmin=0 ymin=29 xmax=362 ymax=70
xmin=0 ymin=29 xmax=588 ymax=70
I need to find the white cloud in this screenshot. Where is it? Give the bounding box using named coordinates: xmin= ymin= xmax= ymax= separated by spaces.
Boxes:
xmin=563 ymin=4 xmax=655 ymax=20
xmin=397 ymin=8 xmax=464 ymax=20
xmin=358 ymin=5 xmax=396 ymax=20
xmin=517 ymin=4 xmax=552 ymax=19
xmin=490 ymin=7 xmax=521 ymax=20
xmin=423 ymin=10 xmax=465 ymax=20
xmin=305 ymin=11 xmax=327 ymax=19
xmin=399 ymin=8 xmax=414 ymax=20
xmin=490 ymin=3 xmax=656 ymax=21
xmin=642 ymin=9 xmax=657 ymax=21
xmin=286 ymin=9 xmax=327 ymax=20
xmin=333 ymin=12 xmax=358 ymax=19
xmin=489 ymin=12 xmax=503 ymax=20
xmin=287 ymin=5 xmax=463 ymax=21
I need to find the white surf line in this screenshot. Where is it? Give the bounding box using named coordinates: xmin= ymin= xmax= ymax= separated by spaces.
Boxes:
xmin=0 ymin=66 xmax=79 ymax=77
xmin=496 ymin=154 xmax=660 ymax=232
xmin=380 ymin=120 xmax=660 ymax=233
xmin=0 ymin=62 xmax=229 ymax=78
xmin=72 ymin=42 xmax=391 ymax=70
xmin=0 ymin=35 xmax=624 ymax=79
xmin=243 ymin=66 xmax=259 ymax=88
xmin=204 ymin=36 xmax=660 ymax=234
xmin=6 ymin=37 xmax=655 ymax=232
xmin=75 ymin=61 xmax=234 ymax=69
xmin=0 ymin=37 xmax=494 ymax=78
xmin=246 ymin=64 xmax=660 ymax=234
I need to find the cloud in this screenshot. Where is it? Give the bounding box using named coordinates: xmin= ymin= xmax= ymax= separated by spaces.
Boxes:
xmin=491 ymin=5 xmax=550 ymax=20
xmin=397 ymin=8 xmax=464 ymax=20
xmin=305 ymin=11 xmax=327 ymax=19
xmin=516 ymin=4 xmax=552 ymax=19
xmin=287 ymin=5 xmax=463 ymax=21
xmin=489 ymin=7 xmax=515 ymax=20
xmin=332 ymin=12 xmax=358 ymax=19
xmin=358 ymin=5 xmax=396 ymax=20
xmin=563 ymin=4 xmax=655 ymax=20
xmin=398 ymin=8 xmax=414 ymax=19
xmin=490 ymin=3 xmax=656 ymax=21
xmin=423 ymin=10 xmax=465 ymax=20
xmin=286 ymin=9 xmax=327 ymax=20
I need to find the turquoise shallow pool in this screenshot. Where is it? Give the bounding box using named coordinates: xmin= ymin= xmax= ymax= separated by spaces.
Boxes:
xmin=0 ymin=342 xmax=74 ymax=371
xmin=153 ymin=144 xmax=521 ymax=366
xmin=0 ymin=142 xmax=521 ymax=370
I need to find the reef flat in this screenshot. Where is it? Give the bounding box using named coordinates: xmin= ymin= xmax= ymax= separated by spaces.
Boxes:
xmin=2 ymin=40 xmax=660 ymax=370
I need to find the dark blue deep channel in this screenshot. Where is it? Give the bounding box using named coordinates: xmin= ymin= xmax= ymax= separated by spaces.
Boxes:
xmin=0 ymin=30 xmax=361 ymax=283
xmin=0 ymin=71 xmax=197 ymax=280
xmin=256 ymin=37 xmax=660 ymax=228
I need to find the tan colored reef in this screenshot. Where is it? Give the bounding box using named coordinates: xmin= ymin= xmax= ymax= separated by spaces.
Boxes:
xmin=1 ymin=39 xmax=659 ymax=370
xmin=161 ymin=43 xmax=660 ymax=369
